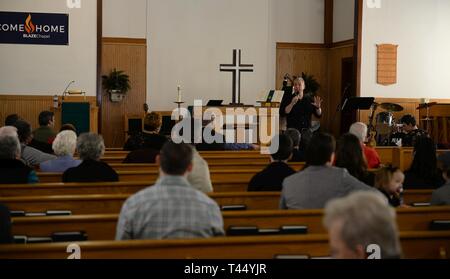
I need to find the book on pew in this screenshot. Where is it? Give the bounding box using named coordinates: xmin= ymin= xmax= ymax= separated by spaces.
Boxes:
xmin=46 ymin=210 xmax=72 ymax=216
xmin=10 ymin=211 xmax=25 ymax=217
xmin=257 ymin=228 xmax=281 ymax=235
xmin=227 ymin=226 xmax=259 ymax=236
xmin=26 ymin=237 xmax=53 ymax=244
xmin=279 ymin=225 xmax=308 ymax=235
xmin=13 ymin=235 xmax=27 ymax=244
xmin=51 ymin=232 xmax=87 ymax=242
xmin=411 ymin=202 xmax=431 ymax=207
xmin=430 ymin=220 xmax=450 ymax=231
xmin=25 ymin=212 xmax=47 ymax=217
xmin=221 ymin=205 xmax=247 ymax=211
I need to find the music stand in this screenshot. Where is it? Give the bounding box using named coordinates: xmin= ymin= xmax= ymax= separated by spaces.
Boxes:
xmin=341 ymin=97 xmax=375 ymax=112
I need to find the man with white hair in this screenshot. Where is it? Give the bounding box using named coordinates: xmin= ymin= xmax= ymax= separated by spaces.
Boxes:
xmin=323 ymin=191 xmax=402 ymax=259
xmin=349 ymin=122 xmax=381 ymax=169
xmin=0 ymin=126 xmax=38 ymax=184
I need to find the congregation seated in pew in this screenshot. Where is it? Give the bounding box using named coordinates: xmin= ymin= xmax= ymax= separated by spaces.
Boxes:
xmin=116 ymin=142 xmax=224 ymax=240
xmin=403 ymin=136 xmax=445 ymax=190
xmin=335 ymin=133 xmax=375 ymax=186
xmin=324 ymin=191 xmax=401 ymax=259
xmin=123 ymin=112 xmax=168 ymax=163
xmin=29 ymin=111 xmax=57 ymax=154
xmin=0 ymin=126 xmax=38 ymax=184
xmin=431 ymin=152 xmax=450 ymax=206
xmin=280 ymin=133 xmax=372 ymax=209
xmin=13 ymin=119 xmax=56 ymax=167
xmin=39 ymin=130 xmax=81 ymax=173
xmin=248 ymin=134 xmax=296 ymax=192
xmin=349 ymin=122 xmax=381 ymax=169
xmin=63 ymin=133 xmax=119 ymax=182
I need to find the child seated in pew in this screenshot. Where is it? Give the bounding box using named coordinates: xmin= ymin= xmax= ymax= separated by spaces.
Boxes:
xmin=247 ymin=134 xmax=296 ymax=192
xmin=374 ymin=166 xmax=405 ymax=207
xmin=431 ymin=152 xmax=450 ymax=206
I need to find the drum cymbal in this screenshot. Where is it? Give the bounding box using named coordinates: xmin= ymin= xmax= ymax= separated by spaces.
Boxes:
xmin=380 ymin=103 xmax=404 ymax=112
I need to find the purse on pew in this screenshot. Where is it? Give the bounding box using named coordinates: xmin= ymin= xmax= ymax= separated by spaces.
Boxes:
xmin=429 ymin=220 xmax=450 ymax=231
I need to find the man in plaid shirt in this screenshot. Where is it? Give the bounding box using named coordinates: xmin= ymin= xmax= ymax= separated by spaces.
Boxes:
xmin=116 ymin=142 xmax=224 ymax=240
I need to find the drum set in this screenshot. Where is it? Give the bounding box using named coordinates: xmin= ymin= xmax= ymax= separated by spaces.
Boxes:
xmin=367 ymin=102 xmax=405 ymax=146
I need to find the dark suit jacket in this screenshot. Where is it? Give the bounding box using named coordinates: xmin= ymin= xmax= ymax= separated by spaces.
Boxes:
xmin=123 ymin=148 xmax=159 ymax=164
xmin=0 ymin=204 xmax=12 ymax=244
xmin=290 ymin=148 xmax=306 ymax=162
xmin=0 ymin=159 xmax=34 ymax=184
xmin=63 ymin=159 xmax=119 ymax=182
xmin=248 ymin=162 xmax=296 ymax=192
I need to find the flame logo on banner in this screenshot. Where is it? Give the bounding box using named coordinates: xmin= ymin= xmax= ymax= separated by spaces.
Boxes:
xmin=25 ymin=14 xmax=35 ymax=34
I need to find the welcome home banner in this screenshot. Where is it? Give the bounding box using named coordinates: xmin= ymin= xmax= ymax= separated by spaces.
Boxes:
xmin=0 ymin=11 xmax=69 ymax=45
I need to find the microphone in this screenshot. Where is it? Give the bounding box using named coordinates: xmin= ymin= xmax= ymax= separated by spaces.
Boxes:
xmin=62 ymin=80 xmax=75 ymax=101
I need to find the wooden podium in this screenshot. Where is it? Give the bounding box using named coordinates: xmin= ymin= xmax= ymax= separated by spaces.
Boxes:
xmin=51 ymin=97 xmax=98 ymax=134
xmin=419 ymin=103 xmax=450 ymax=145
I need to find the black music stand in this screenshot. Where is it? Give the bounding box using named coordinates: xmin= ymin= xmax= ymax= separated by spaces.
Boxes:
xmin=341 ymin=97 xmax=375 ymax=112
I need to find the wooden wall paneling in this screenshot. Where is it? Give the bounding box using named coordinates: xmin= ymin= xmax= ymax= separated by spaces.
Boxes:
xmin=101 ymin=38 xmax=147 ymax=147
xmin=0 ymin=95 xmax=96 ymax=131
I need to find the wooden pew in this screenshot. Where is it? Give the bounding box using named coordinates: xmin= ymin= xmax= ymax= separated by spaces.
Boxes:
xmin=37 ymin=169 xmax=264 ymax=183
xmin=108 ymin=162 xmax=305 ymax=172
xmin=1 ymin=231 xmax=449 ymax=259
xmin=11 ymin=206 xmax=450 ymax=241
xmin=0 ymin=190 xmax=434 ymax=212
xmin=0 ymin=192 xmax=281 ymax=214
xmin=0 ymin=180 xmax=254 ymax=196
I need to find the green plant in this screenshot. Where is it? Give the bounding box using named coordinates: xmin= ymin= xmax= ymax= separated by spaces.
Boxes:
xmin=102 ymin=68 xmax=131 ymax=94
xmin=301 ymin=72 xmax=320 ymax=97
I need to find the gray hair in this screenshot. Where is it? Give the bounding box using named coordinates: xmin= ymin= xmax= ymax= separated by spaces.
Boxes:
xmin=76 ymin=133 xmax=105 ymax=161
xmin=52 ymin=130 xmax=77 ymax=157
xmin=349 ymin=122 xmax=368 ymax=142
xmin=285 ymin=128 xmax=301 ymax=147
xmin=0 ymin=135 xmax=21 ymax=159
xmin=0 ymin=126 xmax=18 ymax=137
xmin=323 ymin=191 xmax=402 ymax=259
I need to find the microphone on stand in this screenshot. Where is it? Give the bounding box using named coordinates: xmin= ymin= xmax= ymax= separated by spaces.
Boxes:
xmin=61 ymin=80 xmax=75 ymax=102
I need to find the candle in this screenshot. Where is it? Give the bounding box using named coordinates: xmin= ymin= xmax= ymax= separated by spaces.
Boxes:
xmin=177 ymin=85 xmax=182 ymax=102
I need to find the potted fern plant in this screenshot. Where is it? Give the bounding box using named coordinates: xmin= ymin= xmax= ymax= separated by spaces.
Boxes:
xmin=102 ymin=68 xmax=131 ymax=102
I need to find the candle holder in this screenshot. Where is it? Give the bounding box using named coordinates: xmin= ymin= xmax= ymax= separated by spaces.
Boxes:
xmin=174 ymin=101 xmax=185 ymax=122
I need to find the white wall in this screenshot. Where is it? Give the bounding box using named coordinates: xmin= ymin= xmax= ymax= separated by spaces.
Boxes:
xmin=147 ymin=0 xmax=325 ymax=111
xmin=361 ymin=0 xmax=450 ymax=99
xmin=333 ymin=0 xmax=354 ymax=42
xmin=0 ymin=0 xmax=97 ymax=96
xmin=102 ymin=0 xmax=147 ymax=38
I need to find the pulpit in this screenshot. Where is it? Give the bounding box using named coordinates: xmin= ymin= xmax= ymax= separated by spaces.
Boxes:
xmin=51 ymin=97 xmax=98 ymax=134
xmin=419 ymin=103 xmax=450 ymax=146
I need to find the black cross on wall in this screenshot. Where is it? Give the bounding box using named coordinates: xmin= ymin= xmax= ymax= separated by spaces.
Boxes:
xmin=220 ymin=49 xmax=254 ymax=105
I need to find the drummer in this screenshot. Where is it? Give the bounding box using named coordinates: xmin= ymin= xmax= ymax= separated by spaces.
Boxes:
xmin=398 ymin=114 xmax=428 ymax=147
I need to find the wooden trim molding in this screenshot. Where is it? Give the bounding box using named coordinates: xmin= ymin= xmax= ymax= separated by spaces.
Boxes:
xmin=276 ymin=42 xmax=327 ymax=50
xmin=330 ymin=39 xmax=354 ymax=49
xmin=102 ymin=37 xmax=147 ymax=45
